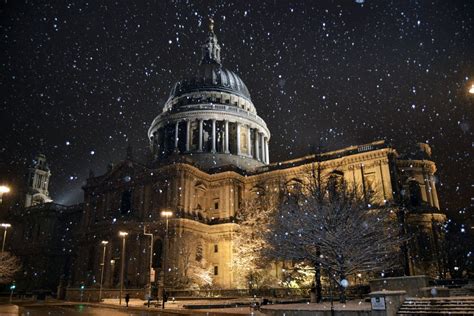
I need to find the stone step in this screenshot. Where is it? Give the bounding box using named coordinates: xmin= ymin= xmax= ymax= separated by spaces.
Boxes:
xmin=402 ymin=304 xmax=474 ymax=308
xmin=398 ymin=312 xmax=473 ymax=315
xmin=398 ymin=297 xmax=474 ymax=315
xmin=405 ymin=296 xmax=474 ymax=300
xmin=399 ymin=308 xmax=474 ymax=311
xmin=402 ymin=302 xmax=474 ymax=306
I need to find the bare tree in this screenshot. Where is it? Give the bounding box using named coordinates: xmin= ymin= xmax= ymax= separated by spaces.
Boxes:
xmin=264 ymin=183 xmax=403 ymax=303
xmin=169 ymin=233 xmax=214 ymax=289
xmin=0 ymin=252 xmax=21 ymax=284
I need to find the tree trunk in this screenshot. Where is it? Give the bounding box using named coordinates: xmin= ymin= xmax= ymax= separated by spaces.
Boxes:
xmin=315 ymin=257 xmax=322 ymax=303
xmin=339 ymin=274 xmax=346 ymax=303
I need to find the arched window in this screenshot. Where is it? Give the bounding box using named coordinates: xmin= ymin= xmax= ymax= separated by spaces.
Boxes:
xmin=327 ymin=171 xmax=344 ymax=200
xmin=120 ymin=190 xmax=132 ymax=215
xmin=286 ymin=178 xmax=304 ymax=196
xmin=195 ymin=242 xmax=203 ymax=262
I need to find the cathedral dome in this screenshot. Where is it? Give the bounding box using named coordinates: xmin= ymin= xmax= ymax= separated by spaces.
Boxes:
xmin=148 ymin=19 xmax=270 ymax=171
xmin=168 ymin=65 xmax=251 ymax=102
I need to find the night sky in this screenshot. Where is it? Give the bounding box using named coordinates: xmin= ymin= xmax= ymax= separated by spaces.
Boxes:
xmin=0 ymin=1 xmax=472 ymax=221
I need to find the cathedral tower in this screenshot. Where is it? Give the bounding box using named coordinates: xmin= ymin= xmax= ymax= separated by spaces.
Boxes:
xmin=25 ymin=154 xmax=53 ymax=207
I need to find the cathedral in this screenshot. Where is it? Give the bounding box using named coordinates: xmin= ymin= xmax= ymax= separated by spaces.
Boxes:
xmin=4 ymin=21 xmax=446 ymax=299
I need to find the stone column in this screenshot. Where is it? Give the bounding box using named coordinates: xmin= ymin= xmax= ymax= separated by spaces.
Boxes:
xmin=259 ymin=133 xmax=264 ymax=162
xmin=247 ymin=125 xmax=252 ymax=156
xmin=211 ymin=119 xmax=216 ymax=153
xmin=265 ymin=137 xmax=270 ymax=164
xmin=430 ymin=177 xmax=440 ymax=209
xmin=198 ymin=119 xmax=203 ymax=152
xmin=174 ymin=121 xmax=179 ymax=150
xmin=185 ymin=120 xmax=191 ymax=152
xmin=255 ymin=130 xmax=260 ymax=161
xmin=163 ymin=125 xmax=168 ymax=154
xmin=424 ymin=176 xmax=433 ymax=207
xmin=224 ymin=120 xmax=229 ymax=153
xmin=236 ymin=123 xmax=241 ymax=155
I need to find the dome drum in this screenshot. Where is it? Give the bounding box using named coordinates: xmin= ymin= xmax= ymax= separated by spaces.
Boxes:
xmin=149 ymin=111 xmax=270 ymax=170
xmin=164 ymin=90 xmax=256 ymax=114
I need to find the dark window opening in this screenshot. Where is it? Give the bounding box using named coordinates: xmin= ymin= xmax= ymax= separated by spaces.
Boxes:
xmin=120 ymin=190 xmax=132 ymax=215
xmin=195 ymin=244 xmax=203 ymax=262
xmin=409 ymin=180 xmax=421 ymax=207
xmin=214 ymin=244 xmax=218 ymax=253
xmin=214 ymin=266 xmax=218 ymax=276
xmin=152 ymin=239 xmax=163 ymax=269
xmin=214 ymin=202 xmax=219 ymax=210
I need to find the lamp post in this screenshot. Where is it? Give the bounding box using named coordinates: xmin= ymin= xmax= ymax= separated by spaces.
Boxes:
xmin=1 ymin=223 xmax=12 ymax=253
xmin=160 ymin=210 xmax=172 ymax=309
xmin=110 ymin=259 xmax=116 ymax=287
xmin=143 ymin=226 xmax=154 ymax=299
xmin=0 ymin=185 xmax=11 ymax=204
xmin=118 ymin=231 xmax=128 ymax=305
xmin=99 ymin=240 xmax=108 ymax=302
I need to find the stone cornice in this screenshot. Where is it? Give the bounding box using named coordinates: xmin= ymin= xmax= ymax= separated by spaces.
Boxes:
xmin=396 ymin=159 xmax=437 ymax=174
xmin=247 ymin=148 xmax=393 ymax=182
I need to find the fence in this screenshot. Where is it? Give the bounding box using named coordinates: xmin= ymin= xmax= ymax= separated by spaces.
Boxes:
xmin=166 ymin=285 xmax=370 ymax=299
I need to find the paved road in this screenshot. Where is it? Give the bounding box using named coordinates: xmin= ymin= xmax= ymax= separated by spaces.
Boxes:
xmin=2 ymin=304 xmax=185 ymax=316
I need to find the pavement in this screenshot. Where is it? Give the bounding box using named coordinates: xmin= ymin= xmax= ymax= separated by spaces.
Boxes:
xmin=100 ymin=298 xmax=266 ymax=315
xmin=0 ymin=297 xmax=370 ymax=315
xmin=0 ymin=304 xmax=19 ymax=316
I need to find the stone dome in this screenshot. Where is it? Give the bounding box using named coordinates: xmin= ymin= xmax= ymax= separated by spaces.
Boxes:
xmin=168 ymin=64 xmax=251 ymax=102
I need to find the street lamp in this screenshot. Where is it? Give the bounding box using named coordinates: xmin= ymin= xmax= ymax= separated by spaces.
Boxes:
xmin=160 ymin=210 xmax=172 ymax=309
xmin=161 ymin=211 xmax=172 ymax=233
xmin=143 ymin=226 xmax=154 ymax=299
xmin=469 ymin=83 xmax=474 ymax=94
xmin=1 ymin=223 xmax=12 ymax=253
xmin=110 ymin=259 xmax=116 ymax=288
xmin=0 ymin=185 xmax=11 ymax=204
xmin=118 ymin=231 xmax=128 ymax=305
xmin=99 ymin=240 xmax=108 ymax=302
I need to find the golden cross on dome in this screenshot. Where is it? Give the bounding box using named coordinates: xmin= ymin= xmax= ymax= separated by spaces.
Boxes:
xmin=209 ymin=17 xmax=214 ymax=32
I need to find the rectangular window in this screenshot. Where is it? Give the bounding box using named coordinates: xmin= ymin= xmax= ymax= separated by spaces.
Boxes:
xmin=214 ymin=244 xmax=218 ymax=253
xmin=214 ymin=266 xmax=218 ymax=276
xmin=214 ymin=202 xmax=219 ymax=210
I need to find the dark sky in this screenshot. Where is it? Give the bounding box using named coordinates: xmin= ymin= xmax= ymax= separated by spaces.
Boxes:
xmin=0 ymin=1 xmax=472 ymax=219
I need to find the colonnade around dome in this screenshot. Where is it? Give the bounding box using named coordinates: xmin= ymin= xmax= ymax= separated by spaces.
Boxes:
xmin=150 ymin=117 xmax=270 ymax=164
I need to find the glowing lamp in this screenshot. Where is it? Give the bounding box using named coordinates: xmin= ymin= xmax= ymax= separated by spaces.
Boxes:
xmin=0 ymin=186 xmax=10 ymax=193
xmin=161 ymin=210 xmax=173 ymax=218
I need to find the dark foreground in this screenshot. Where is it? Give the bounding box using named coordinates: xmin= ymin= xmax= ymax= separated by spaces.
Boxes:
xmin=2 ymin=304 xmax=188 ymax=316
xmin=23 ymin=305 xmax=157 ymax=315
